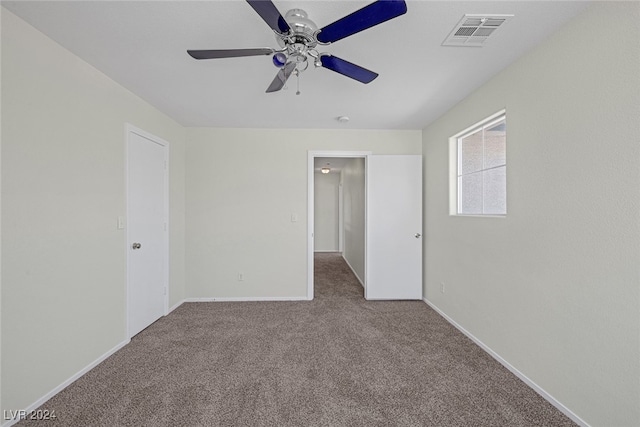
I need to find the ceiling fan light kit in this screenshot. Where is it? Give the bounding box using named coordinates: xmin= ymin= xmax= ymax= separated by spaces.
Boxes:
xmin=188 ymin=0 xmax=407 ymax=94
xmin=272 ymin=52 xmax=287 ymax=68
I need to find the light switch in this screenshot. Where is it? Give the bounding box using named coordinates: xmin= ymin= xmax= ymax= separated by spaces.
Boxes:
xmin=117 ymin=216 xmax=125 ymax=230
xmin=291 ymin=213 xmax=298 ymax=222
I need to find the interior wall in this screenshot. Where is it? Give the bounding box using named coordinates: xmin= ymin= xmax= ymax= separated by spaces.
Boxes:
xmin=422 ymin=3 xmax=639 ymax=426
xmin=342 ymin=158 xmax=366 ymax=285
xmin=313 ymin=171 xmax=340 ymax=252
xmin=0 ymin=5 xmax=3 ymax=414
xmin=185 ymin=128 xmax=421 ymax=299
xmin=1 ymin=9 xmax=186 ymax=414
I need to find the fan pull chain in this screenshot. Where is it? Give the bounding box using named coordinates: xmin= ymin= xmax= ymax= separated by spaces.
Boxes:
xmin=296 ymin=71 xmax=301 ymax=96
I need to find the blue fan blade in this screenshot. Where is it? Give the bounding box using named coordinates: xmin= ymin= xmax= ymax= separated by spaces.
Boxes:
xmin=316 ymin=0 xmax=407 ymax=44
xmin=246 ymin=0 xmax=291 ymax=34
xmin=320 ymin=55 xmax=378 ymax=84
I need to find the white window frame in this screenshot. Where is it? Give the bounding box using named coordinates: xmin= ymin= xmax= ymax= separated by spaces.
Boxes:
xmin=449 ymin=110 xmax=507 ymax=217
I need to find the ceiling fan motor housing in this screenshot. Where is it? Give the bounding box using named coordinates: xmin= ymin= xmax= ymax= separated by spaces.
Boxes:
xmin=276 ymin=9 xmax=318 ymax=49
xmin=272 ymin=9 xmax=320 ymax=70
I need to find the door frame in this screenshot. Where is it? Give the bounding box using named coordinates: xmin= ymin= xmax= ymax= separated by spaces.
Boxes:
xmin=338 ymin=181 xmax=344 ymax=253
xmin=307 ymin=150 xmax=371 ymax=300
xmin=125 ymin=123 xmax=169 ymax=339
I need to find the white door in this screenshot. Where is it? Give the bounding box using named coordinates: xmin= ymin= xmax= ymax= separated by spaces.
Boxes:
xmin=127 ymin=128 xmax=168 ymax=337
xmin=366 ymin=155 xmax=422 ymax=300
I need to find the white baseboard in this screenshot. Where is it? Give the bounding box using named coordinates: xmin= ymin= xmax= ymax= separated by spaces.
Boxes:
xmin=1 ymin=338 xmax=130 ymax=427
xmin=342 ymin=254 xmax=364 ymax=288
xmin=167 ymin=299 xmax=184 ymax=314
xmin=422 ymin=298 xmax=589 ymax=427
xmin=184 ymin=296 xmax=308 ymax=302
xmin=314 ymin=250 xmax=340 ymax=253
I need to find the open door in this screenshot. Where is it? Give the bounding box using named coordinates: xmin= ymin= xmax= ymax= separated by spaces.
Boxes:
xmin=366 ymin=155 xmax=422 ymax=300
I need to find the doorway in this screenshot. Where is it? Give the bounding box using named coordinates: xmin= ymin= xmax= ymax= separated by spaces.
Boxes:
xmin=308 ymin=151 xmax=424 ymax=301
xmin=308 ymin=151 xmax=371 ymax=300
xmin=126 ymin=124 xmax=169 ymax=338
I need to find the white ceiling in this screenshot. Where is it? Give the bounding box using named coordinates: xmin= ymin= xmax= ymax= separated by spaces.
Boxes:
xmin=315 ymin=157 xmax=351 ymax=173
xmin=2 ymin=1 xmax=589 ymax=130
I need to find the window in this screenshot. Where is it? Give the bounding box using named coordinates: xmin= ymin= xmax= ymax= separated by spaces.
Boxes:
xmin=452 ymin=111 xmax=506 ymax=216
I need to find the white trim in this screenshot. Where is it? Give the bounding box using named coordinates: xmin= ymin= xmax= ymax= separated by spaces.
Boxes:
xmin=0 ymin=339 xmax=130 ymax=427
xmin=184 ymin=297 xmax=308 ymax=302
xmin=168 ymin=299 xmax=185 ymax=314
xmin=308 ymin=153 xmax=314 ymax=300
xmin=453 ymin=214 xmax=507 ymax=219
xmin=342 ymin=253 xmax=364 ymax=288
xmin=451 ymin=109 xmax=507 ymax=140
xmin=314 ymin=250 xmax=340 ymax=253
xmin=308 ymin=151 xmax=372 ymax=301
xmin=338 ymin=180 xmax=344 ymax=253
xmin=449 ymin=109 xmax=507 ymax=216
xmin=423 ymin=298 xmax=589 ymax=427
xmin=456 ymin=112 xmax=506 ymax=141
xmin=125 ymin=124 xmax=170 ymax=340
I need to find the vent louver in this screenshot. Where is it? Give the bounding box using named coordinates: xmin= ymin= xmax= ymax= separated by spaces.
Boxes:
xmin=443 ymin=14 xmax=513 ymax=47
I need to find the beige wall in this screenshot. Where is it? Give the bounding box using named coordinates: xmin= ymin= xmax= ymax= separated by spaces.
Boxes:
xmin=422 ymin=3 xmax=640 ymax=426
xmin=1 ymin=9 xmax=186 ymax=413
xmin=0 ymin=5 xmax=3 ymax=414
xmin=185 ymin=128 xmax=421 ymax=299
xmin=314 ymin=172 xmax=340 ymax=252
xmin=342 ymin=158 xmax=366 ymax=284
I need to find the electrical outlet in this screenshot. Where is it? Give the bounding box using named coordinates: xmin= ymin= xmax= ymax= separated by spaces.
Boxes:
xmin=440 ymin=282 xmax=445 ymax=293
xmin=238 ymin=272 xmax=244 ymax=282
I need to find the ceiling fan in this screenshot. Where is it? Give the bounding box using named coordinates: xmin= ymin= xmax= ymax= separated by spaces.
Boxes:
xmin=187 ymin=0 xmax=407 ymax=94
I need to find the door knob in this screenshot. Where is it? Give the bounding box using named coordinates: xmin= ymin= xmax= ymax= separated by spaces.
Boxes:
xmin=132 ymin=242 xmax=142 ymax=250
xmin=415 ymin=233 xmax=421 ymax=239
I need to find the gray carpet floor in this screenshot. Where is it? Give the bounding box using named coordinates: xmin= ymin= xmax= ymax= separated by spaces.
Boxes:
xmin=18 ymin=253 xmax=574 ymax=426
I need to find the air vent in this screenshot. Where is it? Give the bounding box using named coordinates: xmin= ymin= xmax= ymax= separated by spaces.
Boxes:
xmin=442 ymin=14 xmax=513 ymax=47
